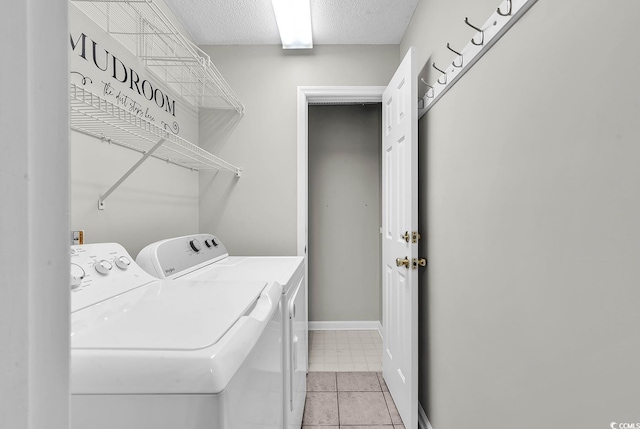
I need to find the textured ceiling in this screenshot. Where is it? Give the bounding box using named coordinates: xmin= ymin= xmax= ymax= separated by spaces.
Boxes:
xmin=163 ymin=0 xmax=420 ymax=45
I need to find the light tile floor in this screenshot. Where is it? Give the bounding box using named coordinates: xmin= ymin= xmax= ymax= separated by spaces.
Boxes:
xmin=309 ymin=330 xmax=383 ymax=372
xmin=302 ymin=372 xmax=405 ymax=428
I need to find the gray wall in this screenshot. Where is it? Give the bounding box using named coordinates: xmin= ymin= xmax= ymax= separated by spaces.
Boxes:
xmin=308 ymin=104 xmax=382 ymax=322
xmin=402 ymin=0 xmax=640 ymax=427
xmin=198 ymin=45 xmax=399 ymax=256
xmin=70 ymin=132 xmax=200 ymax=257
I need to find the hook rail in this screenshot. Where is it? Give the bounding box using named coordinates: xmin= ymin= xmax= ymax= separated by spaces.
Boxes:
xmin=418 ymin=0 xmax=539 ymax=118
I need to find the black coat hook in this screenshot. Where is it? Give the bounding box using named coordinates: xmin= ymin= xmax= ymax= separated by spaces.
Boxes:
xmin=432 ymin=63 xmax=447 ymax=84
xmin=464 ymin=17 xmax=484 ymax=46
xmin=446 ymin=43 xmax=463 ymax=68
xmin=497 ymin=0 xmax=512 ymax=16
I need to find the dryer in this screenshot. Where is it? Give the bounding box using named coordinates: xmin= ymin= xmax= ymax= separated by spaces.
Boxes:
xmin=70 ymin=242 xmax=283 ymax=429
xmin=136 ymin=234 xmax=307 ymax=429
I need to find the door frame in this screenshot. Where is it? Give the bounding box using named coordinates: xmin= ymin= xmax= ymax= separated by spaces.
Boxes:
xmin=296 ymin=86 xmax=386 ymax=329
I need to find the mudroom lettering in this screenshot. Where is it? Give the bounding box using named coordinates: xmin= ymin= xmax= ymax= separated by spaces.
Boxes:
xmin=70 ymin=31 xmax=176 ymax=118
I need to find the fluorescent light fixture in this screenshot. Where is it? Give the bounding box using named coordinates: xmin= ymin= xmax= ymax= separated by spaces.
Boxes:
xmin=271 ymin=0 xmax=313 ymax=49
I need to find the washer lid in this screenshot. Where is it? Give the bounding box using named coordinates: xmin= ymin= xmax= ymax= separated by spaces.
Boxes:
xmin=71 ymin=279 xmax=267 ymax=351
xmin=183 ymin=256 xmax=304 ymax=287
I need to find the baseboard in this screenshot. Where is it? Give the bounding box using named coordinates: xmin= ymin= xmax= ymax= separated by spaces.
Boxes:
xmin=309 ymin=320 xmax=380 ymax=333
xmin=418 ymin=402 xmax=433 ymax=429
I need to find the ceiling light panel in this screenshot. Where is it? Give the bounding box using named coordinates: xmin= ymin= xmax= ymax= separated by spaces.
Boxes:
xmin=271 ymin=0 xmax=313 ymax=49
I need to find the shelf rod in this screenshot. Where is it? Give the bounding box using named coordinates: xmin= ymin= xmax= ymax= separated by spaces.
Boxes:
xmin=140 ymin=56 xmax=201 ymax=62
xmin=98 ymin=137 xmax=166 ymax=210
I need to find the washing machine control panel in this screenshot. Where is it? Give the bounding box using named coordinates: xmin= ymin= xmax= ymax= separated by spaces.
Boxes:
xmin=70 ymin=243 xmax=157 ymax=312
xmin=136 ymin=234 xmax=229 ymax=279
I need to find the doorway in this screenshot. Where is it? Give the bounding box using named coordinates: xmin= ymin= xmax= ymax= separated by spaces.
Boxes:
xmin=296 ymin=86 xmax=385 ymax=331
xmin=307 ymin=103 xmax=382 ymax=327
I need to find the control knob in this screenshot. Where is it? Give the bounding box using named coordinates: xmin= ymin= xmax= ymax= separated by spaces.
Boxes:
xmin=94 ymin=260 xmax=113 ymax=275
xmin=114 ymin=255 xmax=131 ymax=270
xmin=70 ymin=263 xmax=85 ymax=290
xmin=189 ymin=239 xmax=203 ymax=252
xmin=205 ymin=238 xmax=219 ymax=248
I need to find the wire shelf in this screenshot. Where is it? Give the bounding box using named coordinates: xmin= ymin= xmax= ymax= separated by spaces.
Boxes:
xmin=70 ymin=0 xmax=244 ymax=113
xmin=70 ymin=83 xmax=242 ymax=175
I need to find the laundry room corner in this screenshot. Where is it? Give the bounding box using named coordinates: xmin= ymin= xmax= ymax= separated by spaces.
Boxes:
xmin=8 ymin=0 xmax=639 ymax=427
xmin=196 ymin=45 xmax=399 ymax=256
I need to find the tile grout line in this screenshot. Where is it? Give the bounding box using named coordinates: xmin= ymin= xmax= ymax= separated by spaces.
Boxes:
xmin=375 ymin=371 xmax=395 ymax=428
xmin=381 ymin=383 xmax=403 ymax=428
xmin=335 ymin=372 xmax=340 ymax=428
xmin=382 ymin=388 xmax=393 ymax=426
xmin=380 ymin=373 xmax=394 ymax=428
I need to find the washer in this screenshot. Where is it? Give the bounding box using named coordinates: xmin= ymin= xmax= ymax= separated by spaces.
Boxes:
xmin=136 ymin=234 xmax=307 ymax=429
xmin=70 ymin=242 xmax=283 ymax=429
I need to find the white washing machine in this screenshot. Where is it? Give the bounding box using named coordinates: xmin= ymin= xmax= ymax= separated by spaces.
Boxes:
xmin=136 ymin=234 xmax=307 ymax=429
xmin=69 ymin=242 xmax=283 ymax=429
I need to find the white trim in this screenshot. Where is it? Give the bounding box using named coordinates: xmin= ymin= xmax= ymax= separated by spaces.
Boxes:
xmin=296 ymin=87 xmax=310 ymax=340
xmin=419 ymin=402 xmax=434 ymax=429
xmin=309 ymin=320 xmax=381 ymax=331
xmin=2 ymin=0 xmax=70 ymax=427
xmin=302 ymin=86 xmax=386 ymax=104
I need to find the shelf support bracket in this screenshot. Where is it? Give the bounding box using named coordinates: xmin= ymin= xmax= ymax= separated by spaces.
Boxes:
xmin=98 ymin=138 xmax=167 ymax=210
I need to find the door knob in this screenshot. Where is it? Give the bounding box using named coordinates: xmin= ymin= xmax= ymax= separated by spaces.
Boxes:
xmin=412 ymin=258 xmax=427 ymax=269
xmin=396 ymin=257 xmax=410 ymax=268
xmin=401 ymin=231 xmax=410 ymax=243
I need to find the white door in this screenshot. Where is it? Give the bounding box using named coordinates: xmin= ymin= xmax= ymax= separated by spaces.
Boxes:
xmin=382 ymin=47 xmax=419 ymax=429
